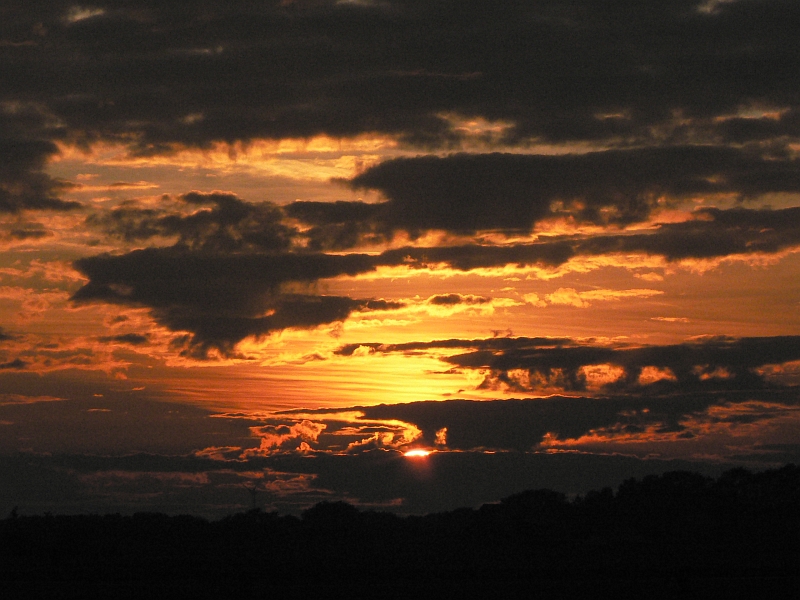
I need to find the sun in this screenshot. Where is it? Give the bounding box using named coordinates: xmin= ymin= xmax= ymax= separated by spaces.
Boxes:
xmin=403 ymin=449 xmax=432 ymax=458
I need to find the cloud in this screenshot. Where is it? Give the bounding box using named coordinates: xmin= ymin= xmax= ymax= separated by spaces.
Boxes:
xmin=4 ymin=1 xmax=800 ymax=151
xmin=380 ymin=206 xmax=800 ymax=281
xmin=0 ymin=366 xmax=791 ymax=515
xmin=87 ymin=192 xmax=296 ymax=253
xmin=378 ymin=205 xmax=800 ymax=272
xmin=247 ymin=419 xmax=328 ymax=455
xmin=0 ymin=393 xmax=63 ymax=406
xmin=1 ymin=220 xmax=52 ymax=242
xmin=350 ymin=397 xmax=681 ymax=452
xmin=454 ymin=335 xmax=800 ymax=394
xmin=0 ymin=110 xmax=81 ymax=213
xmin=247 ymin=202 xmax=800 ymax=274
xmin=545 ymin=287 xmax=663 ymax=308
xmin=334 ymin=335 xmax=575 ymax=358
xmin=351 ymin=148 xmax=800 ymax=234
xmin=246 ymin=409 xmax=424 ymax=456
xmin=577 ymin=206 xmax=800 ymax=261
xmin=73 ymin=197 xmax=800 ymax=359
xmin=0 ymin=358 xmax=27 ymax=370
xmin=71 ymin=246 xmax=405 ymax=356
xmin=78 ymin=192 xmax=409 ymax=356
xmin=284 ymin=200 xmax=388 ymax=251
xmin=0 ymin=286 xmax=70 ymax=321
xmin=43 ymin=0 xmax=800 ymax=364
xmin=97 ymin=333 xmax=150 ymax=346
xmin=522 ymin=293 xmax=547 ymax=307
xmin=77 ymin=195 xmax=575 ymax=357
xmin=336 ymin=334 xmax=800 ymax=396
xmin=426 ymin=293 xmax=490 ymax=306
xmin=271 ymin=377 xmax=800 ymax=465
xmin=0 ymin=379 xmax=259 ymax=456
xmin=545 ymin=288 xmax=591 ymax=308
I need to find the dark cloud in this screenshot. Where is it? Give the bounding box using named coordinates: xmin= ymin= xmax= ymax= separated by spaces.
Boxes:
xmin=98 ymin=333 xmax=149 ymax=346
xmin=713 ymin=109 xmax=800 ymax=144
xmin=348 ymin=391 xmax=800 ymax=452
xmin=1 ymin=1 xmax=798 ymax=224
xmin=0 ymin=374 xmax=258 ymax=456
xmin=74 ymin=199 xmax=800 ymax=357
xmin=427 ymin=293 xmax=490 ymax=306
xmin=349 ymin=148 xmax=800 ymax=234
xmin=310 ymin=335 xmax=800 ymax=454
xmin=72 ymin=247 xmax=402 ymax=356
xmin=6 ymin=222 xmax=52 ymax=240
xmin=73 ymin=202 xmax=800 ymax=351
xmin=0 ymin=363 xmax=788 ymax=514
xmin=164 ymin=294 xmax=405 ymax=359
xmin=52 ymin=0 xmax=800 ymax=363
xmin=87 ymin=192 xmax=296 ymax=252
xmin=284 ymin=201 xmax=388 ymax=251
xmin=733 ymin=443 xmax=800 ymax=464
xmin=3 ymin=1 xmax=800 ymax=149
xmin=72 ymin=247 xmax=377 ymax=305
xmin=340 ymin=334 xmax=800 ymax=394
xmin=379 ymin=241 xmax=576 ymax=270
xmin=89 ymin=176 xmax=800 ymax=267
xmin=336 ymin=336 xmax=575 ymax=357
xmin=284 ymin=200 xmax=384 ymax=226
xmin=0 ymin=111 xmax=80 ymax=213
xmin=577 ymin=206 xmax=800 ymax=261
xmin=281 ymin=371 xmax=799 ymax=458
xmin=0 ymin=358 xmax=27 ymax=370
xmin=80 ymin=194 xmax=412 ymax=355
xmin=368 ymin=205 xmax=800 ymax=271
xmin=85 ymin=205 xmax=163 ymax=241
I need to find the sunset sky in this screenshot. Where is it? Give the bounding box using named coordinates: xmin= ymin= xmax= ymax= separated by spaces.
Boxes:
xmin=2 ymin=0 xmax=800 ymax=517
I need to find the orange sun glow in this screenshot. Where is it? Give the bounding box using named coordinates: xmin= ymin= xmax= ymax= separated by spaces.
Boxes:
xmin=403 ymin=449 xmax=433 ymax=458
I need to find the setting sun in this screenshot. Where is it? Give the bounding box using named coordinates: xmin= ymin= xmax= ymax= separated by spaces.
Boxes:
xmin=404 ymin=449 xmax=433 ymax=458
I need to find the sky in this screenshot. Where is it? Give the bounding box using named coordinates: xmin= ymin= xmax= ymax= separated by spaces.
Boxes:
xmin=2 ymin=0 xmax=800 ymax=517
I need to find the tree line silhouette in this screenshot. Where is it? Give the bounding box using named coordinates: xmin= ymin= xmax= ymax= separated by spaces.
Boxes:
xmin=1 ymin=465 xmax=798 ymax=598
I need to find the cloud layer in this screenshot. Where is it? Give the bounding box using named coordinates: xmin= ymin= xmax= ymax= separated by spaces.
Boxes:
xmin=73 ymin=190 xmax=800 ymax=356
xmin=350 ymin=148 xmax=800 ymax=233
xmin=4 ymin=1 xmax=800 ymax=149
xmin=4 ymin=1 xmax=800 ymax=214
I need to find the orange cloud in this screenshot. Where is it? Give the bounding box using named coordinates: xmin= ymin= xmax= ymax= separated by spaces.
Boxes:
xmin=682 ymin=401 xmax=800 ymax=438
xmin=239 ymin=410 xmax=424 ymax=456
xmin=247 ymin=419 xmax=328 ymax=455
xmin=638 ymin=366 xmax=678 ymax=385
xmin=580 ymin=364 xmax=626 ymax=388
xmin=435 ymin=427 xmax=448 ymax=446
xmin=545 ymin=287 xmax=663 ymax=308
xmin=545 ymin=287 xmax=589 ymax=308
xmin=0 ymin=393 xmax=64 ymax=406
xmin=0 ymin=286 xmax=70 ymax=321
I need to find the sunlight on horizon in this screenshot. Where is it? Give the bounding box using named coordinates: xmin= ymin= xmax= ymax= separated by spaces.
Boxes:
xmin=403 ymin=449 xmax=433 ymax=458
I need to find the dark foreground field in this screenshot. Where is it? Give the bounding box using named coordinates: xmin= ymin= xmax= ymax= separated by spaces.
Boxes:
xmin=2 ymin=465 xmax=798 ymax=599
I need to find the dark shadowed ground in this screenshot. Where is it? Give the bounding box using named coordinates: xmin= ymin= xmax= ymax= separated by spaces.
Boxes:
xmin=1 ymin=465 xmax=798 ymax=599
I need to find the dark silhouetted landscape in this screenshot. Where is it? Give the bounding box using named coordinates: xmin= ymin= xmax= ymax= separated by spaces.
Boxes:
xmin=2 ymin=465 xmax=798 ymax=599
